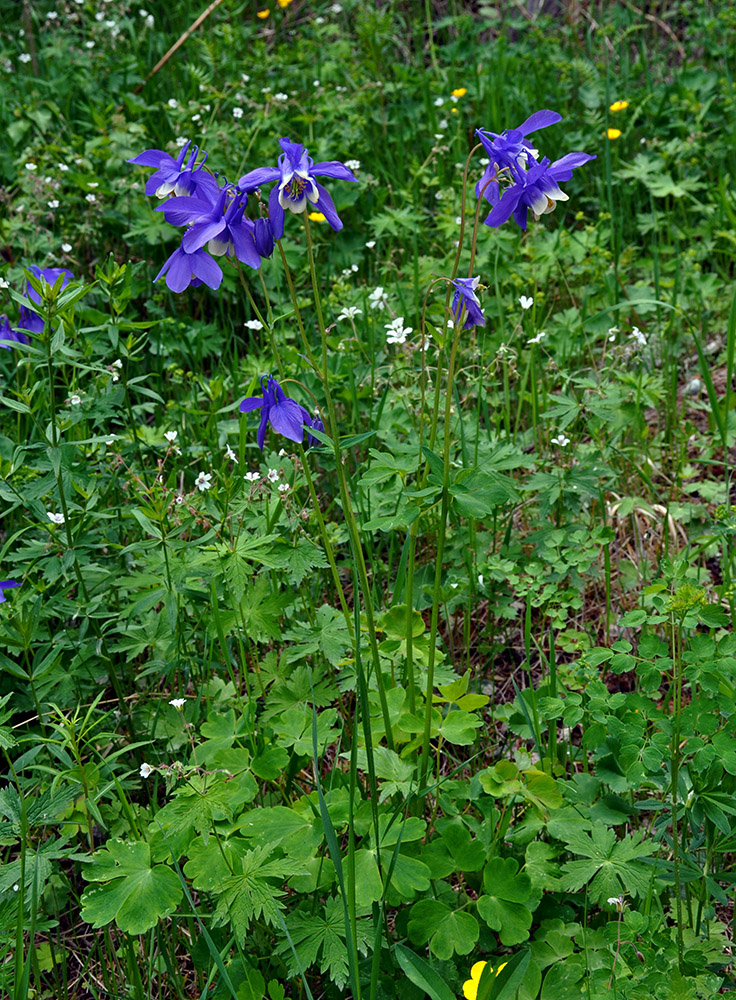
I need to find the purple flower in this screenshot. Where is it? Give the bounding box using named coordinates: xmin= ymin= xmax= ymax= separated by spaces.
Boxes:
xmin=155 ymin=246 xmax=223 ymax=293
xmin=451 ymin=276 xmax=485 ymax=329
xmin=305 ymin=414 xmax=325 ymax=448
xmin=476 ymin=109 xmax=562 ymax=202
xmin=254 ymin=218 xmax=274 ymax=259
xmin=128 ymin=140 xmax=219 ymax=200
xmin=157 ymin=185 xmax=261 ymax=270
xmin=475 ymin=110 xmax=595 ymax=231
xmin=483 ymin=153 xmax=596 ymax=231
xmin=0 ymin=580 xmax=20 ymax=603
xmin=18 ymin=266 xmax=75 ymax=333
xmin=237 ymin=137 xmax=358 ymax=239
xmin=240 ymin=375 xmax=311 ymax=450
xmin=0 ymin=315 xmax=29 ymax=349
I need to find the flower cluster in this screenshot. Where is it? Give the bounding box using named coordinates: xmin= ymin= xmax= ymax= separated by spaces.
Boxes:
xmin=129 ymin=136 xmax=357 ymax=293
xmin=476 ymin=109 xmax=595 ymax=230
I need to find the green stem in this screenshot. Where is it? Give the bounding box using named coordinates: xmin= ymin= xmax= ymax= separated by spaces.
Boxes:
xmin=303 ymin=215 xmax=393 ymax=750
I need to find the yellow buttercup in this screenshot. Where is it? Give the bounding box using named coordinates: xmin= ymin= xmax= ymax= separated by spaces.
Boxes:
xmin=462 ymin=960 xmax=508 ymax=1000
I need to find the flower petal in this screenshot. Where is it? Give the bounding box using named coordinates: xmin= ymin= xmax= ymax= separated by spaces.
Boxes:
xmin=516 ymin=109 xmax=562 ymax=135
xmin=240 ymin=395 xmax=264 ymax=413
xmin=268 ymin=186 xmax=285 ymax=240
xmin=485 ymin=185 xmax=523 ymax=227
xmin=182 ymin=220 xmax=227 ymax=252
xmin=237 ymin=166 xmax=281 ymax=191
xmin=269 ymin=400 xmax=307 ymax=442
xmin=311 ymin=160 xmax=358 ymax=182
xmin=190 ymin=250 xmax=223 ymax=290
xmin=128 ymin=148 xmax=177 ymax=168
xmin=312 ymin=182 xmax=342 ymax=231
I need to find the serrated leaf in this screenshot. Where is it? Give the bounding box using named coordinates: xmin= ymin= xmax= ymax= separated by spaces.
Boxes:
xmin=210 ymin=846 xmax=303 ymax=941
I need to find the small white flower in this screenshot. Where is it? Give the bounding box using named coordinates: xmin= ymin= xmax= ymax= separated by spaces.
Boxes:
xmin=169 ymin=698 xmax=186 ymax=710
xmin=434 ymin=133 xmax=444 ymax=140
xmin=0 ymin=278 xmax=8 ymax=289
xmin=344 ymin=159 xmax=360 ymax=171
xmin=70 ymin=394 xmax=81 ymax=406
xmin=527 ymin=331 xmax=545 ymax=345
xmin=630 ymin=325 xmax=647 ymax=348
xmin=329 ymin=3 xmax=342 ymax=12
xmin=167 ymin=98 xmax=178 ymax=108
xmin=225 ymin=444 xmax=238 ymax=462
xmin=61 ymin=242 xmax=72 ymax=252
xmin=105 ymin=436 xmax=116 ymax=445
xmin=85 ymin=41 xmax=95 ymax=49
xmin=551 ymin=433 xmax=571 ymax=447
xmin=519 ymin=295 xmax=534 ymax=311
xmin=85 ymin=193 xmax=96 ymax=203
xmin=164 ymin=430 xmax=178 ymax=443
xmin=244 ymin=318 xmax=263 ymax=330
xmin=175 ymin=136 xmax=188 ymax=147
xmin=278 ymin=483 xmax=289 ymax=493
xmin=273 ymin=92 xmax=289 ymax=102
xmin=191 ymin=113 xmax=201 ymax=123
xmin=25 ymin=162 xmax=37 ymax=171
xmin=365 ymin=240 xmax=376 ymax=249
xmin=315 ymin=15 xmax=325 ymax=23
xmin=48 ymin=199 xmax=59 ymax=209
xmin=175 ymin=495 xmax=184 ymax=504
xmin=112 ymin=358 xmax=123 ymax=369
xmin=244 ymin=471 xmax=261 ymax=482
xmin=455 ymin=216 xmax=462 ymax=225
xmin=47 ymin=512 xmax=65 ymax=525
xmin=233 ymin=107 xmax=244 ymax=119
xmin=241 ymin=73 xmax=251 ymax=82
xmin=12 ymin=884 xmax=19 ymax=892
xmin=88 ymin=181 xmax=99 ymax=188
xmin=369 ymin=286 xmax=388 ymax=310
xmin=438 ymin=118 xmax=448 ymax=129
xmin=337 ymin=306 xmax=362 ymax=321
xmin=351 ymin=264 xmax=358 ymax=272
xmin=477 ymin=574 xmax=484 ymax=587
xmin=195 ymin=471 xmax=212 ymax=491
xmin=140 ymin=762 xmax=153 ymax=778
xmin=19 ymin=53 xmax=32 ymax=64
xmin=144 ymin=14 xmax=154 ymax=27
xmin=385 ymin=317 xmax=412 ymax=345
xmin=267 ymin=468 xmax=280 ymax=483
xmin=47 ymin=10 xmax=59 ymax=19
xmin=433 ymin=97 xmax=444 ymax=106
xmin=479 ymin=157 xmax=490 ymax=166
xmin=58 ymin=163 xmax=69 ymax=172
xmin=607 ymin=896 xmax=625 ymax=913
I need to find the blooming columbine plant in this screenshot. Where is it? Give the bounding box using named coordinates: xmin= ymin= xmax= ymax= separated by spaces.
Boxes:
xmin=157 ymin=185 xmax=262 ymax=270
xmin=451 ymin=276 xmax=485 ymax=328
xmin=128 ymin=140 xmax=218 ymax=200
xmin=475 ymin=109 xmax=595 ymax=230
xmin=237 ymin=137 xmax=358 ymax=237
xmin=240 ymin=375 xmax=315 ymax=450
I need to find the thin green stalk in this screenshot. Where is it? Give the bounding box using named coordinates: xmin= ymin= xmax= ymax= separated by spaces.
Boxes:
xmin=302 ymin=215 xmax=394 ymax=749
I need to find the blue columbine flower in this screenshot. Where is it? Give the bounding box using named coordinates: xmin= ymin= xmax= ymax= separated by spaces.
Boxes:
xmin=128 ymin=140 xmax=219 ymax=200
xmin=0 ymin=314 xmax=29 ymax=349
xmin=475 ymin=109 xmax=562 ymax=201
xmin=475 ymin=110 xmax=595 ymax=231
xmin=157 ymin=185 xmax=261 ymax=269
xmin=0 ymin=580 xmax=20 ymax=602
xmin=237 ymin=137 xmax=358 ymax=239
xmin=18 ymin=266 xmax=74 ymax=333
xmin=483 ymin=153 xmax=596 ymax=231
xmin=254 ymin=218 xmax=275 ymax=259
xmin=451 ymin=276 xmax=485 ymax=329
xmin=155 ymin=246 xmax=223 ymax=293
xmin=240 ymin=375 xmax=311 ymax=450
xmin=305 ymin=414 xmax=325 ymax=448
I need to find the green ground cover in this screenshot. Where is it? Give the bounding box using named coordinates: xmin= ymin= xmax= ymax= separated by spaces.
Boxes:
xmin=2 ymin=1 xmax=736 ymax=997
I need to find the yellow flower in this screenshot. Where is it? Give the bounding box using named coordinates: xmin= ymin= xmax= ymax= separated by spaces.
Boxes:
xmin=606 ymin=128 xmax=622 ymax=140
xmin=462 ymin=961 xmax=508 ymax=1000
xmin=308 ymin=211 xmax=326 ymax=222
xmin=451 ymin=87 xmax=467 ymax=98
xmin=451 ymin=107 xmax=458 ymax=114
xmin=277 ymin=0 xmax=294 ymax=6
xmin=256 ymin=8 xmax=270 ymax=18
xmin=609 ymin=100 xmax=629 ymax=112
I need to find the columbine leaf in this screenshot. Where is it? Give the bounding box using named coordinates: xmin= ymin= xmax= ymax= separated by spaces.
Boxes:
xmin=80 ymin=840 xmax=182 ymax=934
xmin=407 ymin=899 xmax=480 ymax=960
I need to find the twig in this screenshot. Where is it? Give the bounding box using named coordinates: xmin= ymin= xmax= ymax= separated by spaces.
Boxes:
xmin=134 ymin=0 xmax=227 ymax=95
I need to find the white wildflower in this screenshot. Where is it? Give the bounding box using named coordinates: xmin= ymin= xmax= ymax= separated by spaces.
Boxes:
xmin=19 ymin=53 xmax=32 ymax=63
xmin=368 ymin=286 xmax=388 ymax=310
xmin=365 ymin=240 xmax=376 ymax=249
xmin=278 ymin=483 xmax=289 ymax=493
xmin=61 ymin=242 xmax=72 ymax=252
xmin=233 ymin=107 xmax=244 ymax=119
xmin=195 ymin=471 xmax=212 ymax=491
xmin=244 ymin=319 xmax=263 ymax=330
xmin=25 ymin=162 xmax=37 ymax=171
xmin=139 ymin=762 xmax=153 ymax=778
xmin=47 ymin=512 xmax=65 ymax=525
xmin=244 ymin=471 xmax=260 ymax=482
xmin=344 ymin=159 xmax=360 ymax=171
xmin=337 ymin=306 xmax=362 ymax=321
xmin=528 ymin=331 xmax=546 ymax=345
xmin=169 ymin=698 xmax=186 ymax=710
xmin=225 ymin=444 xmax=238 ymax=462
xmin=85 ymin=193 xmax=96 ymax=203
xmin=519 ymin=295 xmax=534 ymax=311
xmin=267 ymin=468 xmax=280 ymax=483
xmin=69 ymin=394 xmax=81 ymax=406
xmin=551 ymin=433 xmax=570 ymax=447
